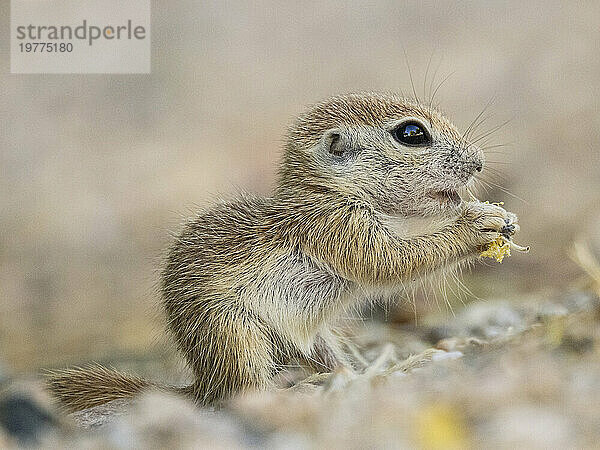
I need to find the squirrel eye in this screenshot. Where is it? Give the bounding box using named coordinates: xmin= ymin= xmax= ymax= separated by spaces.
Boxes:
xmin=393 ymin=121 xmax=431 ymax=147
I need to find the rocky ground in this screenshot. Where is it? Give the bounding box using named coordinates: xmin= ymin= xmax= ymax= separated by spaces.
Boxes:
xmin=1 ymin=268 xmax=599 ymax=449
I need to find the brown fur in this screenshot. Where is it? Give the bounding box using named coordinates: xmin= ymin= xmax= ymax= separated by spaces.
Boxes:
xmin=46 ymin=92 xmax=519 ymax=412
xmin=46 ymin=364 xmax=153 ymax=411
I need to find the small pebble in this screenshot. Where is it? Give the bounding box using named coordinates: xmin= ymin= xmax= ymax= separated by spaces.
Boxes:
xmin=432 ymin=351 xmax=464 ymax=362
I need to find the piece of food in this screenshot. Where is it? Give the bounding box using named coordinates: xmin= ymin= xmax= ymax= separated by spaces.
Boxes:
xmin=480 ymin=236 xmax=511 ymax=263
xmin=480 ymin=234 xmax=530 ymax=263
xmin=478 ymin=201 xmax=530 ymax=262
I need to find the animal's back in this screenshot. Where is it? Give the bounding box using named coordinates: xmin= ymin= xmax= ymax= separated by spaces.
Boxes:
xmin=160 ymin=195 xmax=290 ymax=404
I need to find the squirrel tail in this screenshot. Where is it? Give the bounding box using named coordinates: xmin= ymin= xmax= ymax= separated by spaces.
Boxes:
xmin=45 ymin=364 xmax=191 ymax=412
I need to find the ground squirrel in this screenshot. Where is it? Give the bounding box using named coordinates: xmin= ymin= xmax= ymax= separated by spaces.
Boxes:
xmin=48 ymin=92 xmax=520 ymax=411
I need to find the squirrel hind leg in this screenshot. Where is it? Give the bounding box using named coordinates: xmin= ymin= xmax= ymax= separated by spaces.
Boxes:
xmin=184 ymin=308 xmax=278 ymax=406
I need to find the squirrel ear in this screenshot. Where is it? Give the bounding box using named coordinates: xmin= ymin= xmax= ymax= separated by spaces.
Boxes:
xmin=321 ymin=129 xmax=345 ymax=157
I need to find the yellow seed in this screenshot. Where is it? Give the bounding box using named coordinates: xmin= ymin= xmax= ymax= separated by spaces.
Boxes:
xmin=482 ymin=200 xmax=504 ymax=206
xmin=480 ymin=237 xmax=511 ymax=263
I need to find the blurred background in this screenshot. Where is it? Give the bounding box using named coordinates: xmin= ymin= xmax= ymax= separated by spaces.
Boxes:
xmin=1 ymin=0 xmax=599 ymax=374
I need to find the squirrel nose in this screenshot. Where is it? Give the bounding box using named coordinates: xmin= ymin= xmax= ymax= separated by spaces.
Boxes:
xmin=475 ymin=161 xmax=483 ymax=172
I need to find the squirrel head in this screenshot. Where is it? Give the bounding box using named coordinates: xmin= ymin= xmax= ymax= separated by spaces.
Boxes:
xmin=278 ymin=92 xmax=484 ymax=217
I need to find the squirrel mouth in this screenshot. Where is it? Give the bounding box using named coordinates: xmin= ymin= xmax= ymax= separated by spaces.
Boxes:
xmin=428 ymin=190 xmax=462 ymax=206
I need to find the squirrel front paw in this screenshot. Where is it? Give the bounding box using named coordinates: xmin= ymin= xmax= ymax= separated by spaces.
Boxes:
xmin=459 ymin=201 xmax=519 ymax=251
